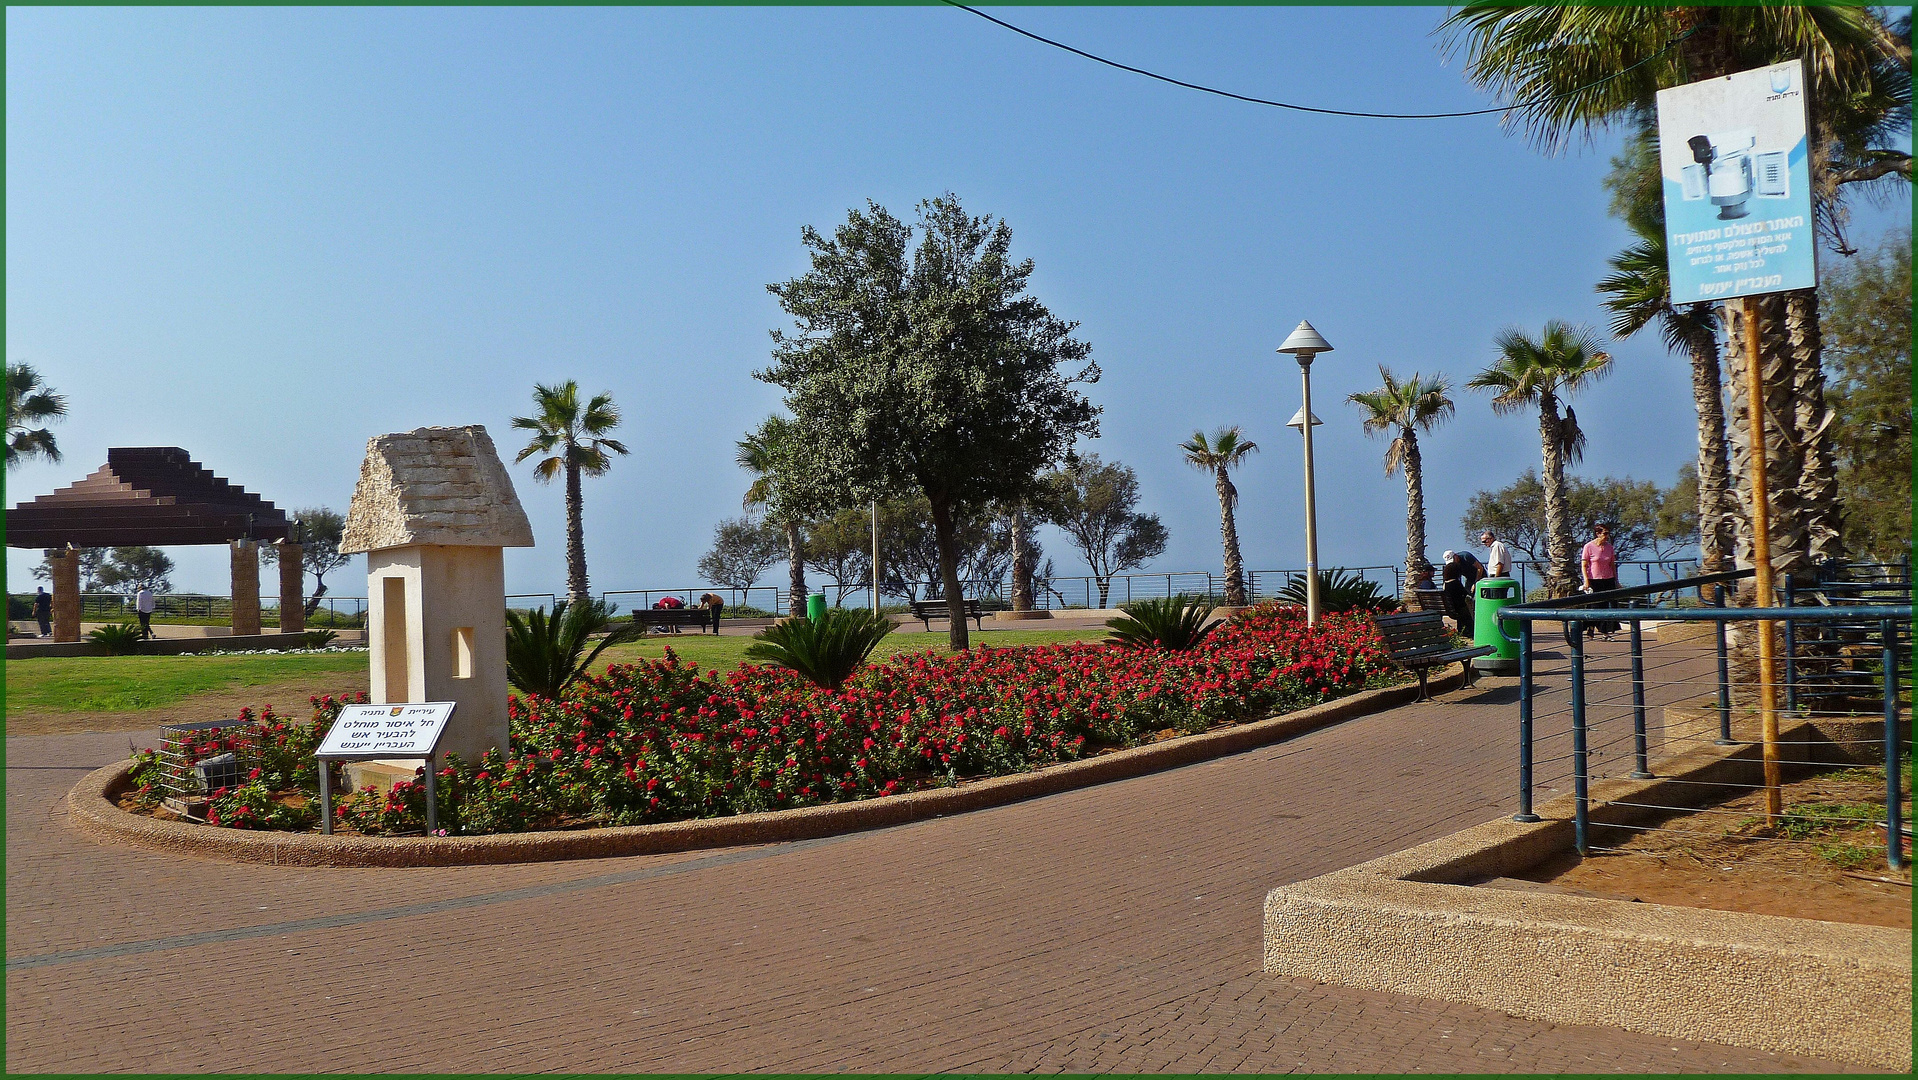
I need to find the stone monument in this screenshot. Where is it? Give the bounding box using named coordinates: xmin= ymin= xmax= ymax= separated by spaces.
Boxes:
xmin=340 ymin=425 xmax=534 ymax=765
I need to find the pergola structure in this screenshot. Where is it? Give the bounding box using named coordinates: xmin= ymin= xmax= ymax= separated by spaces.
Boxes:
xmin=7 ymin=447 xmax=302 ymax=643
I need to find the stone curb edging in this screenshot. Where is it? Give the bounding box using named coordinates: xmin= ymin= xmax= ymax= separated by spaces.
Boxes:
xmin=68 ymin=671 xmax=1458 ymax=869
xmin=1261 ymin=718 xmax=1913 ymax=1069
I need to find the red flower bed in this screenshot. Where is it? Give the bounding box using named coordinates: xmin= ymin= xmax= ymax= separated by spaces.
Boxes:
xmin=133 ymin=605 xmax=1399 ymax=836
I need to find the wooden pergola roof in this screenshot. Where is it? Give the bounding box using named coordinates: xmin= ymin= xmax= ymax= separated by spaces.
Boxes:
xmin=5 ymin=447 xmax=291 ymax=549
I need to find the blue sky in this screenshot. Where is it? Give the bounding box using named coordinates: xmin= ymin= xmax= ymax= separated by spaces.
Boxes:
xmin=7 ymin=6 xmax=1909 ymax=600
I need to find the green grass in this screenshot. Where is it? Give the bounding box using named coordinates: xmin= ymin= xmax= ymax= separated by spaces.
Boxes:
xmin=3 ymin=626 xmax=1109 ymax=717
xmin=592 ymin=626 xmax=1108 ymax=673
xmin=5 ymin=653 xmax=369 ymax=714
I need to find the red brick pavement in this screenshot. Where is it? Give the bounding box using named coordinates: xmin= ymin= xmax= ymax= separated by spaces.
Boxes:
xmin=4 ymin=640 xmax=1859 ymax=1072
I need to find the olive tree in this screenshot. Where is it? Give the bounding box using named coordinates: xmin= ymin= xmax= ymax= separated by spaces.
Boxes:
xmin=759 ymin=194 xmax=1100 ymax=648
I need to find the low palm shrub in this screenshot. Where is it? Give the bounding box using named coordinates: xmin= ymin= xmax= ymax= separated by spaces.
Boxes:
xmin=1105 ymin=595 xmax=1217 ymax=650
xmin=87 ymin=622 xmax=145 ymax=655
xmin=744 ymin=606 xmax=895 ymax=689
xmin=505 ymin=599 xmax=641 ymax=699
xmin=1276 ymin=569 xmax=1397 ymax=614
xmin=302 ymin=629 xmax=340 ymax=649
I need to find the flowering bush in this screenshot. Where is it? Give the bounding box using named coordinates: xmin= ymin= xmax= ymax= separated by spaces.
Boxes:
xmin=134 ymin=605 xmax=1399 ymax=836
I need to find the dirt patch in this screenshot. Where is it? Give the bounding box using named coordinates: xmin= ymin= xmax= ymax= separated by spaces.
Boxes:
xmin=5 ymin=675 xmax=370 ymax=737
xmin=1517 ymin=765 xmax=1912 ymax=929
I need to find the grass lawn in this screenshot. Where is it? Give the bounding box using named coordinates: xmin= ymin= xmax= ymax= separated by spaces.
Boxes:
xmin=592 ymin=626 xmax=1108 ymax=673
xmin=5 ymin=653 xmax=370 ymax=715
xmin=4 ymin=626 xmax=1110 ymax=721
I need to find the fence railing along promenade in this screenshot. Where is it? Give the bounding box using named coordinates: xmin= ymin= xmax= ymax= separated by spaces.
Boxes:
xmin=1498 ymin=562 xmax=1911 ymax=872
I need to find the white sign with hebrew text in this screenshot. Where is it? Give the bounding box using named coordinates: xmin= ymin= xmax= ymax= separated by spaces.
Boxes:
xmin=316 ymin=702 xmax=455 ymax=758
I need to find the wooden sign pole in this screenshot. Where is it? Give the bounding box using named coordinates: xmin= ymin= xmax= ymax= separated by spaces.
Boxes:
xmin=1741 ymin=295 xmax=1783 ymax=821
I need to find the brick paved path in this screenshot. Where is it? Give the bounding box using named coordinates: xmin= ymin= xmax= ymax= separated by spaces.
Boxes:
xmin=5 ymin=641 xmax=1854 ymax=1072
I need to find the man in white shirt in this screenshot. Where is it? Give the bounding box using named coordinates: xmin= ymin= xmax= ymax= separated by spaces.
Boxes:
xmin=1481 ymin=531 xmax=1513 ymax=579
xmin=134 ymin=586 xmax=156 ymax=639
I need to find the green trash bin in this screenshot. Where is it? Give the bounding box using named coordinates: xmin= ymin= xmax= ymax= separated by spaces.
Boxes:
xmin=1472 ymin=578 xmax=1521 ymax=674
xmin=806 ymin=593 xmax=827 ymax=624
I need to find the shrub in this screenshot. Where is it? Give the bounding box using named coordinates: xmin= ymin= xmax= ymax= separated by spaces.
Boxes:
xmin=1276 ymin=569 xmax=1397 ymax=614
xmin=506 ymin=599 xmax=641 ymax=699
xmin=302 ymin=629 xmax=340 ymax=649
xmin=1105 ymin=594 xmax=1217 ymax=650
xmin=87 ymin=622 xmax=145 ymax=654
xmin=206 ymin=776 xmax=318 ymax=831
xmin=744 ymin=607 xmax=895 ymax=690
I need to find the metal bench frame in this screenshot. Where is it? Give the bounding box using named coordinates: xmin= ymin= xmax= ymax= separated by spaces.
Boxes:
xmin=908 ymin=598 xmax=985 ymax=631
xmin=1374 ymin=610 xmax=1494 ymax=701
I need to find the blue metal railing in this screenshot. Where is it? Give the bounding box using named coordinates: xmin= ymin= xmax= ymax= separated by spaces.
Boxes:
xmin=1499 ymin=567 xmax=1910 ymax=871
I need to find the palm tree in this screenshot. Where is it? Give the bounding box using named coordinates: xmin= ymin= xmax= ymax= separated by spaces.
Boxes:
xmin=1346 ymin=368 xmax=1454 ymax=586
xmin=511 ymin=382 xmax=629 ymax=607
xmin=1597 ymin=222 xmax=1738 ymax=572
xmin=6 ymin=362 xmax=67 ymax=469
xmin=1468 ymin=322 xmax=1613 ymax=595
xmin=1441 ymin=4 xmax=1910 ymax=576
xmin=738 ymin=416 xmax=807 ymax=618
xmin=1177 ymin=427 xmax=1259 ymax=606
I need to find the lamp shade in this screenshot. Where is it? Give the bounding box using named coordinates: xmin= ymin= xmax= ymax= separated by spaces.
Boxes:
xmin=1286 ymin=406 xmax=1324 ymax=430
xmin=1277 ymin=320 xmax=1333 ymax=357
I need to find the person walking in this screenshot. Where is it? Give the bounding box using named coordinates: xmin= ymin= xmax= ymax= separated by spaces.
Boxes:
xmin=1580 ymin=523 xmax=1621 ymax=640
xmin=134 ymin=586 xmax=156 ymax=639
xmin=1481 ymin=530 xmax=1513 ymax=579
xmin=33 ymin=586 xmax=52 ymax=638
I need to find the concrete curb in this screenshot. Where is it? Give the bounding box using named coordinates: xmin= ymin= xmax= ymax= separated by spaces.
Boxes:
xmin=68 ymin=671 xmax=1456 ymax=869
xmin=1262 ymin=718 xmax=1913 ymax=1068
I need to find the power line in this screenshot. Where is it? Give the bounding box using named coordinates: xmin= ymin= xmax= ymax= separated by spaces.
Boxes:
xmin=939 ymin=1 xmax=1690 ymax=121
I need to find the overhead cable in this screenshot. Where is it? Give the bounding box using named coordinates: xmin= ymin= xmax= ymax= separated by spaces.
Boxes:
xmin=939 ymin=1 xmax=1692 ymax=121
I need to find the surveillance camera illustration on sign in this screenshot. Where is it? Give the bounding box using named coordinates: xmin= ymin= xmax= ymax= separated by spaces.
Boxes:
xmin=1656 ymin=60 xmax=1816 ymax=303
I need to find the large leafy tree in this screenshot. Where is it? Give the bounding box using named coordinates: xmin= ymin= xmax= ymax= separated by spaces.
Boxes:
xmin=759 ymin=194 xmax=1100 ymax=648
xmin=1821 ymin=231 xmax=1912 ymax=560
xmin=511 ymin=381 xmax=628 ymax=607
xmin=1467 ymin=322 xmax=1613 ymax=595
xmin=1177 ymin=427 xmax=1258 ymax=606
xmin=1039 ymin=454 xmax=1168 ymax=609
xmin=94 ymin=547 xmax=175 ymax=594
xmin=1346 ymin=368 xmax=1454 ymax=586
xmin=259 ymin=507 xmax=354 ymax=613
xmin=5 ymin=362 xmax=67 ymax=470
xmin=1464 ymin=469 xmax=1688 ymax=567
xmin=1597 ymin=134 xmax=1738 ymax=573
xmin=1442 ymin=4 xmax=1911 ymax=577
xmin=697 ymin=516 xmax=782 ymax=598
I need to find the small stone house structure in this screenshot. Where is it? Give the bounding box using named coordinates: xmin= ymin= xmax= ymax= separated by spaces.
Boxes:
xmin=340 ymin=426 xmax=534 ymax=764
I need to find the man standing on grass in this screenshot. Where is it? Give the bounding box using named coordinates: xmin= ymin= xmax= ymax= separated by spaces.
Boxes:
xmin=134 ymin=585 xmax=156 ymax=639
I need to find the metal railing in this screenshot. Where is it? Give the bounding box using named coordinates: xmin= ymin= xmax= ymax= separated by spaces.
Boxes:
xmin=1498 ymin=567 xmax=1910 ymax=874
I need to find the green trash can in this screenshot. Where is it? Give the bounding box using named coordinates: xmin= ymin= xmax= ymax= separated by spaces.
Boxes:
xmin=1473 ymin=578 xmax=1521 ymax=674
xmin=806 ymin=593 xmax=827 ymax=624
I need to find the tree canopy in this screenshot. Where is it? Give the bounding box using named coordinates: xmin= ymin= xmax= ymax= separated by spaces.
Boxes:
xmin=1822 ymin=231 xmax=1912 ymax=559
xmin=758 ymin=194 xmax=1100 ymax=647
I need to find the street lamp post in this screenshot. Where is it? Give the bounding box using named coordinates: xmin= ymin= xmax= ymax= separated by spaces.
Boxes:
xmin=1278 ymin=321 xmax=1333 ymax=626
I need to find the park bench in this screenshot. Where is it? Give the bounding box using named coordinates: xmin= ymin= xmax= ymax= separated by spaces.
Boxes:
xmin=1374 ymin=609 xmax=1494 ymax=701
xmin=908 ymin=598 xmax=985 ymax=631
xmin=631 ymin=607 xmax=719 ymax=634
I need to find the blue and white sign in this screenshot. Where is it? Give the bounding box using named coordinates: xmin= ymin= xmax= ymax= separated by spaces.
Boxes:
xmin=1655 ymin=60 xmax=1816 ymax=303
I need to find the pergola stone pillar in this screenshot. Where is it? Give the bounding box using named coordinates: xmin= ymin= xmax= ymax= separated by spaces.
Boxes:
xmin=277 ymin=541 xmax=305 ymax=634
xmin=47 ymin=549 xmax=81 ymax=643
xmin=231 ymin=540 xmax=261 ymax=636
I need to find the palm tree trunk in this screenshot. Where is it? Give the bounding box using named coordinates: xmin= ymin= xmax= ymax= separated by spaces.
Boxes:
xmin=1785 ymin=289 xmax=1842 ymax=565
xmin=784 ymin=520 xmax=806 ymax=618
xmin=1401 ymin=429 xmax=1429 ymax=582
xmin=1010 ymin=506 xmax=1034 ymax=612
xmin=564 ymin=458 xmax=589 ymax=607
xmin=928 ymin=493 xmax=969 ymax=650
xmin=1726 ymin=296 xmax=1809 ymax=582
xmin=1216 ymin=467 xmax=1246 ymax=606
xmin=1685 ymin=312 xmax=1736 ymax=573
xmin=1538 ymin=395 xmax=1575 ymax=595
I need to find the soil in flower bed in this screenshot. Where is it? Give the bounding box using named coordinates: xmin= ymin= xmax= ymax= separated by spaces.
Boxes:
xmin=1508 ymin=763 xmax=1912 ymax=929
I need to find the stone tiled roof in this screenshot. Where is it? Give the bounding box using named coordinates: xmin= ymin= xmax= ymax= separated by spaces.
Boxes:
xmin=340 ymin=426 xmax=535 ymax=553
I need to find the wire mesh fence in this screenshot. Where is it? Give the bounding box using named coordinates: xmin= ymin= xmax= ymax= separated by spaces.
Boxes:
xmin=1501 ymin=563 xmax=1911 ymax=882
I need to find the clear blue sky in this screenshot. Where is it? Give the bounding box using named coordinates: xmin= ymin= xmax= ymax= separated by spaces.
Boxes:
xmin=7 ymin=6 xmax=1908 ymax=599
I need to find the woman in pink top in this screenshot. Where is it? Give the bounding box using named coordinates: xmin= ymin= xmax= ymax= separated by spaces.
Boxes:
xmin=1580 ymin=523 xmax=1620 ymax=639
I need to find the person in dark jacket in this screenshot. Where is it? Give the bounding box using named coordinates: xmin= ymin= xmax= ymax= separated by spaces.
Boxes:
xmin=33 ymin=587 xmax=52 ymax=638
xmin=1441 ymin=549 xmax=1486 ymax=638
